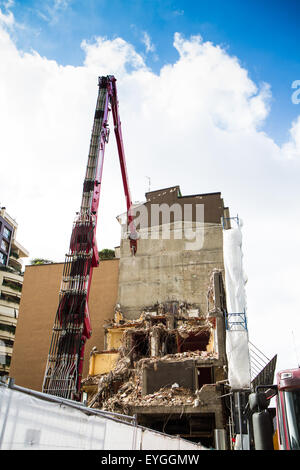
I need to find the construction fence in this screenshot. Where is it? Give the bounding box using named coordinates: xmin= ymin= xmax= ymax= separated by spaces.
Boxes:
xmin=0 ymin=379 xmax=206 ymax=451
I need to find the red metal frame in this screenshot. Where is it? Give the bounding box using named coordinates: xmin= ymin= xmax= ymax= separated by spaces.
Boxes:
xmin=43 ymin=76 xmax=137 ymax=400
xmin=275 ymin=368 xmax=300 ymax=449
xmin=110 ymin=76 xmax=138 ymax=253
xmin=77 ymin=76 xmax=138 ymax=397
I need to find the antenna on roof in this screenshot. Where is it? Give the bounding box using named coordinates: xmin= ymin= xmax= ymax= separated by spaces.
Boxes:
xmin=146 ymin=176 xmax=151 ymax=192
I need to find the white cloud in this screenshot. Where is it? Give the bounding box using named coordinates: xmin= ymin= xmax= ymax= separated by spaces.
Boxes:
xmin=141 ymin=31 xmax=155 ymax=54
xmin=35 ymin=0 xmax=71 ymax=24
xmin=0 ymin=26 xmax=300 ymax=373
xmin=281 ymin=116 xmax=300 ymax=160
xmin=81 ymin=36 xmax=147 ymax=75
xmin=54 ymin=0 xmax=70 ymax=9
xmin=3 ymin=0 xmax=14 ymax=8
xmin=173 ymin=9 xmax=184 ymax=17
xmin=0 ymin=4 xmax=14 ymax=27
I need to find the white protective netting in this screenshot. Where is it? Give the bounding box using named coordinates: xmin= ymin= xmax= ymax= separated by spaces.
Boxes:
xmin=223 ymin=220 xmax=251 ymax=389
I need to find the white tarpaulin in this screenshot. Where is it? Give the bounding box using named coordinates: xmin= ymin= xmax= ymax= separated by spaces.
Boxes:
xmin=0 ymin=382 xmax=206 ymax=450
xmin=223 ymin=221 xmax=251 ymax=389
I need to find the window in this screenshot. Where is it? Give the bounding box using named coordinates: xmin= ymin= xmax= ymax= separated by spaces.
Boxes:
xmin=5 ymin=355 xmax=11 ymax=367
xmin=1 ymin=239 xmax=9 ymax=253
xmin=197 ymin=367 xmax=213 ymax=389
xmin=0 ymin=292 xmax=20 ymax=304
xmin=0 ymin=252 xmax=7 ymax=265
xmin=3 ymin=226 xmax=11 ymax=240
xmin=178 ymin=329 xmax=211 ymax=353
xmin=284 ymin=390 xmax=300 ymax=450
xmin=2 ymin=278 xmax=22 ymax=292
xmin=0 ymin=323 xmax=16 ymax=334
xmin=1 ymin=339 xmax=14 ymax=348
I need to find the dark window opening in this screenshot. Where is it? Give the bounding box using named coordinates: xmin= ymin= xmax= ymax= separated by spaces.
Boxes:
xmin=197 ymin=367 xmax=213 ymax=389
xmin=164 ymin=333 xmax=178 ymax=355
xmin=0 ymin=292 xmax=20 ymax=304
xmin=3 ymin=226 xmax=12 ymax=241
xmin=2 ymin=278 xmax=22 ymax=292
xmin=0 ymin=323 xmax=16 ymax=334
xmin=178 ymin=330 xmax=211 ymax=353
xmin=0 ymin=338 xmax=14 ymax=348
xmin=0 ymin=353 xmax=11 ymax=367
xmin=138 ymin=413 xmax=215 ymax=448
xmin=149 ymin=316 xmax=167 ymax=326
xmin=0 ymin=252 xmax=7 ymax=266
xmin=130 ymin=332 xmax=150 ymax=361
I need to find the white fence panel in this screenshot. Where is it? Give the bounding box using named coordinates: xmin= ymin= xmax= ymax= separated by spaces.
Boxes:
xmin=141 ymin=429 xmax=179 ymax=450
xmin=0 ymin=386 xmax=106 ymax=449
xmin=104 ymin=419 xmax=136 ymax=450
xmin=0 ymin=383 xmax=205 ymax=450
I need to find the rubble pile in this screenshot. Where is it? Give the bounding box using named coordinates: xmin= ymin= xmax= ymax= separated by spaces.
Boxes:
xmin=104 ymin=301 xmax=209 ymax=330
xmin=88 ymin=350 xmax=217 ymax=412
xmin=79 ymin=270 xmax=230 ymax=446
xmin=138 ymin=350 xmax=218 ymax=365
xmin=99 ymin=382 xmax=198 ymax=414
xmin=85 ymin=300 xmax=221 ymax=413
xmin=177 ymin=322 xmax=212 ymax=337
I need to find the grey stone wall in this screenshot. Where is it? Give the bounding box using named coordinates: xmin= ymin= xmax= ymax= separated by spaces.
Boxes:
xmin=117 ymin=221 xmax=225 ymax=319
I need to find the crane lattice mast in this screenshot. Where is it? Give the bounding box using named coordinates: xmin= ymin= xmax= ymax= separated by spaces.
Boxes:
xmin=42 ymin=76 xmax=137 ymax=400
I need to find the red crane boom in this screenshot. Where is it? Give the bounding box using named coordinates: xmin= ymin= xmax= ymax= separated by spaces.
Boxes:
xmin=42 ymin=76 xmax=137 ymax=400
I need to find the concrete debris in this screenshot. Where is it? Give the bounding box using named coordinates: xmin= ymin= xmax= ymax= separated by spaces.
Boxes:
xmin=207 ymin=268 xmax=227 ymax=315
xmin=87 ymin=348 xmax=218 ymax=412
xmin=137 ymin=350 xmax=217 ymax=366
xmin=99 ymin=385 xmax=197 ymax=414
xmin=80 ymin=266 xmax=231 ymax=447
xmin=83 ymin=297 xmax=226 ymax=422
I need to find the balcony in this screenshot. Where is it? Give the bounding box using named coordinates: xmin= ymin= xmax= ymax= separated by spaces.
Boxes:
xmin=10 ymin=239 xmax=29 ymax=260
xmin=1 ymin=276 xmax=22 ymax=294
xmin=0 ymin=354 xmax=12 ymax=373
xmin=7 ymin=256 xmax=22 ymax=273
xmin=0 ymin=343 xmax=13 ymax=355
xmin=0 ymin=328 xmax=15 ymax=340
xmin=0 ymin=303 xmax=18 ymax=318
xmin=0 ymin=271 xmax=22 ymax=302
xmin=0 ymin=290 xmax=21 ymax=306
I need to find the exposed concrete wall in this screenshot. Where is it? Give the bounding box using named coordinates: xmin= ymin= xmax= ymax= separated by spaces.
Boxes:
xmin=142 ymin=360 xmax=196 ymax=395
xmin=9 ymin=259 xmax=119 ymax=392
xmin=118 ymin=222 xmax=224 ymax=319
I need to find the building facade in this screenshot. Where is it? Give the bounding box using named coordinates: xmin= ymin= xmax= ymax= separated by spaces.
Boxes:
xmin=0 ymin=207 xmax=29 ymax=377
xmin=82 ymin=186 xmax=232 ymax=448
xmin=8 ymin=186 xmax=275 ymax=449
xmin=117 ymin=186 xmax=230 ymax=318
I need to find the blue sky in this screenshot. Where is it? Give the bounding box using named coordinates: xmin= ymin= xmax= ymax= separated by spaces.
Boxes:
xmin=8 ymin=0 xmax=300 ymax=144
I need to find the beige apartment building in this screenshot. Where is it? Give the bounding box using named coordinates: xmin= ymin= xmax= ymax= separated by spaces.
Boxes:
xmin=0 ymin=207 xmax=29 ymax=377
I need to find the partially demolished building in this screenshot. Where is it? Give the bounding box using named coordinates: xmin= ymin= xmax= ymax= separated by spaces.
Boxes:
xmin=82 ymin=186 xmax=234 ymax=448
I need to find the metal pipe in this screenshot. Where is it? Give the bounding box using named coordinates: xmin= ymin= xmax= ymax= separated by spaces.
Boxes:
xmin=237 ymin=391 xmax=244 ymax=450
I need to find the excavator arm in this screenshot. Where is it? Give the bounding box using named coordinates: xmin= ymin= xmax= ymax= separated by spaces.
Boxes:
xmin=42 ymin=76 xmax=137 ymax=400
